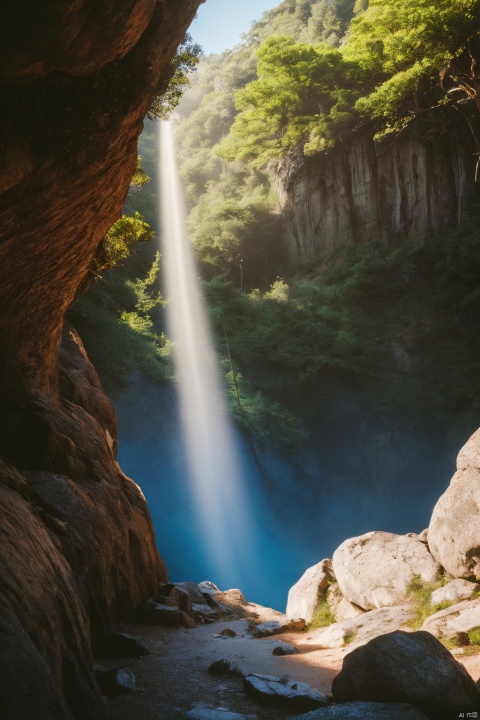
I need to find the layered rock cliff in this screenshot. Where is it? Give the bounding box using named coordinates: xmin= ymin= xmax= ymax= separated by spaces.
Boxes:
xmin=0 ymin=1 xmax=202 ymax=718
xmin=278 ymin=119 xmax=477 ymax=260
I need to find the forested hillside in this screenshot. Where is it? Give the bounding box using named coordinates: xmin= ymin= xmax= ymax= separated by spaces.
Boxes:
xmin=72 ymin=0 xmax=480 ymax=447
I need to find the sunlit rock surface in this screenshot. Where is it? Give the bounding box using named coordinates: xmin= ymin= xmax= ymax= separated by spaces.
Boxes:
xmin=286 ymin=559 xmax=332 ymax=621
xmin=332 ymin=531 xmax=439 ymax=610
xmin=304 ymin=605 xmax=413 ymax=650
xmin=429 ymin=429 xmax=480 ymax=578
xmin=421 ymin=598 xmax=480 ymax=641
xmin=278 ymin=121 xmax=475 ymax=260
xmin=0 ymin=1 xmax=202 ymax=717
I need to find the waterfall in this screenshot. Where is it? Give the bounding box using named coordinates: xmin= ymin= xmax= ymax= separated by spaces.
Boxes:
xmin=158 ymin=120 xmax=257 ymax=589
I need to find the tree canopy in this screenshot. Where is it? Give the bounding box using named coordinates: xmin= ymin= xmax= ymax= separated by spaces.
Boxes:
xmin=219 ymin=0 xmax=480 ymax=166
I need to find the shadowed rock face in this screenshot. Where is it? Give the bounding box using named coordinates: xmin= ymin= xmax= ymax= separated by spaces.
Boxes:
xmin=0 ymin=0 xmax=201 ymax=409
xmin=0 ymin=2 xmax=202 ymax=717
xmin=278 ymin=120 xmax=476 ymax=261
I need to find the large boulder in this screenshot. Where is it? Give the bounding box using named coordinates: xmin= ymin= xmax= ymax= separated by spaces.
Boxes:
xmin=286 ymin=559 xmax=332 ymax=621
xmin=428 ymin=429 xmax=480 ymax=578
xmin=304 ymin=606 xmax=413 ymax=649
xmin=421 ymin=598 xmax=480 ymax=641
xmin=332 ymin=630 xmax=480 ymax=720
xmin=332 ymin=532 xmax=439 ymax=610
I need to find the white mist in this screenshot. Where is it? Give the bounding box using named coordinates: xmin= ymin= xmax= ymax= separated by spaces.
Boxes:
xmin=158 ymin=120 xmax=257 ymax=589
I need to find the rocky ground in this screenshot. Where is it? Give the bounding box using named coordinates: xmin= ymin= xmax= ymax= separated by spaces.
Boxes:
xmin=96 ymin=594 xmax=480 ymax=720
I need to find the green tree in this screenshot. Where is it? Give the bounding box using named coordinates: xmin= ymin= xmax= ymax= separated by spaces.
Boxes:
xmin=218 ymin=36 xmax=360 ymax=166
xmin=344 ymin=0 xmax=480 ymax=139
xmin=147 ymin=33 xmax=202 ymax=120
xmin=92 ymin=212 xmax=154 ymax=279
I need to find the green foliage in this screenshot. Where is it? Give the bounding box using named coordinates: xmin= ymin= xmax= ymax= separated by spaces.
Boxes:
xmin=468 ymin=627 xmax=480 ymax=646
xmin=92 ymin=212 xmax=154 ymax=279
xmin=308 ymin=597 xmax=335 ymax=628
xmin=147 ymin=33 xmax=202 ymax=120
xmin=219 ymin=36 xmax=360 ymax=165
xmin=344 ymin=0 xmax=480 ymax=135
xmin=406 ymin=573 xmax=448 ymax=629
xmin=130 ymin=157 xmax=150 ymax=189
xmin=70 ymin=251 xmax=173 ymax=395
xmin=189 ymin=164 xmax=287 ymax=289
xmin=343 ymin=630 xmax=356 ymax=645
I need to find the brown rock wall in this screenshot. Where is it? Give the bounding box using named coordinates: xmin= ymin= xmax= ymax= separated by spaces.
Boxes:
xmin=0 ymin=2 xmax=202 ymax=717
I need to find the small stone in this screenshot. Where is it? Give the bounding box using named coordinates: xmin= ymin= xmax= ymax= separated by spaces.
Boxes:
xmin=141 ymin=601 xmax=196 ymax=628
xmin=97 ymin=631 xmax=149 ymax=658
xmin=208 ymin=659 xmax=242 ymax=676
xmin=243 ymin=673 xmax=328 ymax=711
xmin=96 ymin=666 xmax=136 ymax=696
xmin=272 ymin=641 xmax=298 ymax=656
xmin=198 ymin=580 xmax=220 ymax=595
xmin=219 ymin=628 xmax=237 ymax=637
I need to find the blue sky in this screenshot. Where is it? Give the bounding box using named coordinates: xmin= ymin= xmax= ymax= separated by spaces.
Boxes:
xmin=188 ymin=0 xmax=281 ymax=55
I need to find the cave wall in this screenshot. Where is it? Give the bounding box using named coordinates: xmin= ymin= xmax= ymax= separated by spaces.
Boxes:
xmin=0 ymin=1 xmax=202 ymax=718
xmin=278 ymin=119 xmax=477 ymax=260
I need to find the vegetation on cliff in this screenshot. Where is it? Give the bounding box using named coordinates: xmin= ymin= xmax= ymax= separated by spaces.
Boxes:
xmin=75 ymin=0 xmax=480 ymax=446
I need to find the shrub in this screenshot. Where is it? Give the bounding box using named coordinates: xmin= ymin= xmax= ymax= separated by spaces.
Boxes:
xmin=468 ymin=627 xmax=480 ymax=646
xmin=406 ymin=573 xmax=448 ymax=629
xmin=308 ymin=597 xmax=335 ymax=629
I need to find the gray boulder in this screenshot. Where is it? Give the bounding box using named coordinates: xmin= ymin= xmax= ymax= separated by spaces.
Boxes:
xmin=428 ymin=449 xmax=480 ymax=578
xmin=252 ymin=618 xmax=306 ymax=637
xmin=430 ymin=579 xmax=478 ymax=606
xmin=421 ymin=597 xmax=480 ymax=641
xmin=332 ymin=532 xmax=439 ymax=610
xmin=286 ymin=559 xmax=332 ymax=622
xmin=243 ymin=673 xmax=328 ymax=711
xmin=332 ymin=630 xmax=479 ymax=720
xmin=304 ymin=606 xmax=413 ymax=649
xmin=292 ymin=701 xmax=429 ymax=719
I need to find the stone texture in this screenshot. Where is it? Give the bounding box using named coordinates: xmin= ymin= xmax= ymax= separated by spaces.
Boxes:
xmin=0 ymin=4 xmax=203 ymax=716
xmin=293 ymin=702 xmax=429 ymax=719
xmin=208 ymin=659 xmax=243 ymax=676
xmin=326 ymin=584 xmax=364 ymax=623
xmin=286 ymin=559 xmax=332 ymax=622
xmin=421 ymin=598 xmax=480 ymax=641
xmin=278 ymin=119 xmax=476 ymax=262
xmin=243 ymin=674 xmax=328 ymax=711
xmin=304 ymin=606 xmax=414 ymax=649
xmin=428 ymin=429 xmax=480 ymax=578
xmin=430 ymin=579 xmax=478 ymax=606
xmin=332 ymin=531 xmax=439 ymax=610
xmin=252 ymin=618 xmax=306 ymax=637
xmin=332 ymin=630 xmax=480 ymax=720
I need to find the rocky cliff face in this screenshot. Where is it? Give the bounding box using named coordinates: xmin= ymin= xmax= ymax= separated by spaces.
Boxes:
xmin=278 ymin=119 xmax=477 ymax=260
xmin=0 ymin=1 xmax=202 ymax=718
